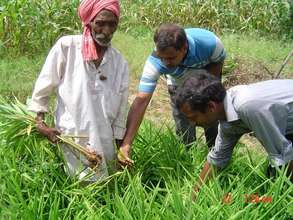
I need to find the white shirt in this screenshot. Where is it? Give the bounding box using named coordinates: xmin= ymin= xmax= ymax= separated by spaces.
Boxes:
xmin=28 ymin=35 xmax=129 ymax=180
xmin=208 ymin=80 xmax=293 ymax=168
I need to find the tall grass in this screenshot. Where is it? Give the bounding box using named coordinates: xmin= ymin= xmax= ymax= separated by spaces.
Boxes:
xmin=121 ymin=0 xmax=292 ymax=37
xmin=0 ymin=0 xmax=292 ymax=57
xmin=0 ymin=0 xmax=81 ymax=56
xmin=0 ymin=99 xmax=292 ymax=219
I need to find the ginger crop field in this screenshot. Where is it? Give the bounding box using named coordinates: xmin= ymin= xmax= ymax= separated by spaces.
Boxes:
xmin=0 ymin=0 xmax=292 ymax=219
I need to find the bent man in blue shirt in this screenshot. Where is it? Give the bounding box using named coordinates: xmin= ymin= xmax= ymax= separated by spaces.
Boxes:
xmin=119 ymin=24 xmax=226 ymax=165
xmin=174 ymin=71 xmax=293 ymax=195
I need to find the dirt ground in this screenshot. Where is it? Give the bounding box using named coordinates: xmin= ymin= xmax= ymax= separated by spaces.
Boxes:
xmin=222 ymin=57 xmax=274 ymax=88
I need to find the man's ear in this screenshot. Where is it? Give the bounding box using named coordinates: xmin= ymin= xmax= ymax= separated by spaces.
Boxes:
xmin=207 ymin=101 xmax=218 ymax=112
xmin=183 ymin=41 xmax=188 ymax=52
xmin=179 ymin=42 xmax=188 ymax=53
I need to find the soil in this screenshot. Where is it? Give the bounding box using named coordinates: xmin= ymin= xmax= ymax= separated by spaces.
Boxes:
xmin=223 ymin=57 xmax=273 ymax=89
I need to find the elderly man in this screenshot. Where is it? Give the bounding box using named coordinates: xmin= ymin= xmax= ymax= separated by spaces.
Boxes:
xmin=28 ymin=0 xmax=129 ymax=182
xmin=174 ymin=71 xmax=293 ymax=194
xmin=119 ymin=23 xmax=226 ymax=165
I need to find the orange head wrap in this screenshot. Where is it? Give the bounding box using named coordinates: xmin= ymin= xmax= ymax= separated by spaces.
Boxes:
xmin=78 ymin=0 xmax=120 ymax=61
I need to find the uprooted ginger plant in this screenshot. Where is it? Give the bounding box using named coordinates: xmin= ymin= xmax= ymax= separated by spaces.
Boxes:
xmin=0 ymin=97 xmax=102 ymax=174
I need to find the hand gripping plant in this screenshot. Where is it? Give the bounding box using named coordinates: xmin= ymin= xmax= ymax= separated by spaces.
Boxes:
xmin=0 ymin=97 xmax=102 ymax=174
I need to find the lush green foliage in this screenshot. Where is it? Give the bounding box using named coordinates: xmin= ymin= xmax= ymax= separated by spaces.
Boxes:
xmin=0 ymin=99 xmax=292 ymax=219
xmin=121 ymin=0 xmax=293 ymax=37
xmin=1 ymin=0 xmax=292 ymax=56
xmin=0 ymin=0 xmax=81 ymax=56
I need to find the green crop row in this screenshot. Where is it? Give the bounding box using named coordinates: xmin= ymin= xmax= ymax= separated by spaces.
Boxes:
xmin=0 ymin=0 xmax=292 ymax=57
xmin=120 ymin=0 xmax=292 ymax=36
xmin=0 ymin=98 xmax=292 ymax=219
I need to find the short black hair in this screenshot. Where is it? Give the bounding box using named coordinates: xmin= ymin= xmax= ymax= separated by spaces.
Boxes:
xmin=175 ymin=71 xmax=226 ymax=113
xmin=154 ymin=23 xmax=187 ymax=51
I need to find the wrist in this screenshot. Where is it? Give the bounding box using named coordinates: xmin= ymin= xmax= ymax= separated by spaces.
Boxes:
xmin=121 ymin=144 xmax=131 ymax=151
xmin=194 ymin=185 xmax=200 ymax=193
xmin=36 ymin=119 xmax=46 ymax=127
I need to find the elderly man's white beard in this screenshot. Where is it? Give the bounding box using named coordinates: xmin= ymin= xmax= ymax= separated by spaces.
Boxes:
xmin=92 ymin=32 xmax=112 ymax=47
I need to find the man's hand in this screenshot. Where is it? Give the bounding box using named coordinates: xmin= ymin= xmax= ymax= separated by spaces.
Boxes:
xmin=35 ymin=112 xmax=60 ymax=143
xmin=191 ymin=161 xmax=216 ymax=201
xmin=117 ymin=145 xmax=134 ymax=167
xmin=191 ymin=185 xmax=201 ymax=201
xmin=36 ymin=120 xmax=60 ymax=143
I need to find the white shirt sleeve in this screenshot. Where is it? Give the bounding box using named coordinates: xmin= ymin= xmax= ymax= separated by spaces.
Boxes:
xmin=28 ymin=39 xmax=65 ymax=113
xmin=138 ymin=58 xmax=161 ymax=93
xmin=209 ymin=36 xmax=226 ymax=63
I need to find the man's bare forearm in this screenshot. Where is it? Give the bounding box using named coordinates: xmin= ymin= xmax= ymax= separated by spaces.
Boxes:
xmin=117 ymin=93 xmax=151 ymax=166
xmin=194 ymin=161 xmax=216 ymax=192
xmin=122 ymin=96 xmax=150 ymax=147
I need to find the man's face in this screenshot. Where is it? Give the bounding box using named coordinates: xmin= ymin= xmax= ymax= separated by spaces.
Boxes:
xmin=180 ymin=102 xmax=219 ymax=128
xmin=156 ymin=46 xmax=187 ymax=68
xmin=90 ymin=9 xmax=118 ymax=47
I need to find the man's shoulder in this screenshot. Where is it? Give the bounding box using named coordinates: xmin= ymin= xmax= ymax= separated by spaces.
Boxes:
xmin=185 ymin=28 xmax=218 ymax=60
xmin=229 ymin=91 xmax=265 ymax=118
xmin=146 ymin=52 xmax=172 ymax=74
xmin=227 ymin=85 xmax=251 ymax=109
xmin=55 ymin=35 xmax=82 ymax=48
xmin=185 ymin=28 xmax=216 ymax=38
xmin=147 ymin=52 xmax=161 ymax=66
xmin=185 ymin=27 xmax=210 ymax=32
